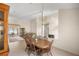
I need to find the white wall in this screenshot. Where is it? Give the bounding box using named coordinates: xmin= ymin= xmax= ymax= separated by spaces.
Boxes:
xmin=30 ymin=18 xmax=37 ymax=33
xmin=8 ymin=15 xmax=31 ymax=33
xmin=36 ymin=17 xmax=42 ymax=36
xmin=48 ymin=13 xmax=58 ymax=39
xmin=54 ymin=8 xmax=79 ymax=55
xmin=30 ymin=16 xmax=42 ymax=36
xmin=29 ymin=11 xmax=58 ymax=38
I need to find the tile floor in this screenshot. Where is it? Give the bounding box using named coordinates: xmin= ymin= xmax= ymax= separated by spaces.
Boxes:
xmin=8 ymin=40 xmax=74 ymax=56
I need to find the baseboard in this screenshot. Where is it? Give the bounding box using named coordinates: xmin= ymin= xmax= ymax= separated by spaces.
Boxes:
xmin=53 ymin=46 xmax=79 ymax=56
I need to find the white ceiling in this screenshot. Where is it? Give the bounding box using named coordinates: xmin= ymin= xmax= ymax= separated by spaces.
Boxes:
xmin=7 ymin=3 xmax=79 ymax=20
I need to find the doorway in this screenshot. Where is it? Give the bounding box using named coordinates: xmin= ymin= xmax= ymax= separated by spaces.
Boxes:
xmin=44 ymin=24 xmax=49 ymax=38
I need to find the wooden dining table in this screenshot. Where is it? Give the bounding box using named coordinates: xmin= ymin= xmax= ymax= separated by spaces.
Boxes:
xmin=32 ymin=39 xmax=50 ymax=49
xmin=31 ymin=39 xmax=51 ymax=55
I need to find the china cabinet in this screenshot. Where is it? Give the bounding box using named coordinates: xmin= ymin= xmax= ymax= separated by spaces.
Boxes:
xmin=0 ymin=3 xmax=9 ymax=55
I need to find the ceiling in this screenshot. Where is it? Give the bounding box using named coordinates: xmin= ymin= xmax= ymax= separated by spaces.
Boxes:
xmin=7 ymin=3 xmax=79 ymax=20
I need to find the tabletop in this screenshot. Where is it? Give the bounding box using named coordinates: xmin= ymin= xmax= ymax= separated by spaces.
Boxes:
xmin=32 ymin=39 xmax=50 ymax=49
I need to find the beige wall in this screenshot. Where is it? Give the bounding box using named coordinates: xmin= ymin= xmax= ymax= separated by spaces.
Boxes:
xmin=54 ymin=8 xmax=79 ymax=55
xmin=48 ymin=13 xmax=58 ymax=39
xmin=9 ymin=16 xmax=31 ymax=33
xmin=29 ymin=11 xmax=59 ymax=39
xmin=29 ymin=11 xmax=58 ymax=38
xmin=36 ymin=17 xmax=42 ymax=36
xmin=30 ymin=18 xmax=37 ymax=33
xmin=30 ymin=17 xmax=42 ymax=36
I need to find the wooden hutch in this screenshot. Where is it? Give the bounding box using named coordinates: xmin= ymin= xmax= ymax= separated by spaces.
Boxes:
xmin=0 ymin=3 xmax=9 ymax=56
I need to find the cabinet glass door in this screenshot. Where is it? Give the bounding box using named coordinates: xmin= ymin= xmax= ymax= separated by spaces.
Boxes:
xmin=0 ymin=11 xmax=4 ymax=21
xmin=0 ymin=22 xmax=4 ymax=50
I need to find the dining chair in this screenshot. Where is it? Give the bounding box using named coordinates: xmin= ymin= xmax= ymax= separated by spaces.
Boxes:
xmin=40 ymin=40 xmax=54 ymax=56
xmin=23 ymin=33 xmax=40 ymax=56
xmin=43 ymin=40 xmax=54 ymax=56
xmin=23 ymin=33 xmax=33 ymax=55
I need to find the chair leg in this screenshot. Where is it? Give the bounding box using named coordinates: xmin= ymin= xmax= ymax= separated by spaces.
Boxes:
xmin=36 ymin=49 xmax=42 ymax=56
xmin=47 ymin=51 xmax=52 ymax=56
xmin=25 ymin=46 xmax=31 ymax=56
xmin=50 ymin=51 xmax=53 ymax=56
xmin=50 ymin=47 xmax=54 ymax=56
xmin=27 ymin=49 xmax=31 ymax=56
xmin=25 ymin=46 xmax=29 ymax=52
xmin=47 ymin=53 xmax=49 ymax=56
xmin=25 ymin=47 xmax=27 ymax=52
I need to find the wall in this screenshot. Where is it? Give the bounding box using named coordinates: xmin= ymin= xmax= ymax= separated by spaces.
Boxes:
xmin=29 ymin=11 xmax=58 ymax=38
xmin=54 ymin=8 xmax=79 ymax=55
xmin=30 ymin=18 xmax=37 ymax=33
xmin=8 ymin=15 xmax=31 ymax=33
xmin=48 ymin=13 xmax=58 ymax=39
xmin=30 ymin=16 xmax=42 ymax=36
xmin=36 ymin=17 xmax=42 ymax=36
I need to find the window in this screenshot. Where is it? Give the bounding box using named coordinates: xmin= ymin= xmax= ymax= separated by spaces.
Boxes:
xmin=8 ymin=24 xmax=20 ymax=35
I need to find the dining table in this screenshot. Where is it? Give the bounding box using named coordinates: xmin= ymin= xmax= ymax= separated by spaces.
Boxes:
xmin=32 ymin=39 xmax=51 ymax=55
xmin=32 ymin=39 xmax=50 ymax=49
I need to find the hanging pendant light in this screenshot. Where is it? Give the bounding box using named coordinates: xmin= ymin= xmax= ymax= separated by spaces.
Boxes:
xmin=41 ymin=4 xmax=44 ymax=38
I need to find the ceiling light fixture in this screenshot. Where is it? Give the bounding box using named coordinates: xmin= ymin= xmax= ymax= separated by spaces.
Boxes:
xmin=41 ymin=4 xmax=44 ymax=37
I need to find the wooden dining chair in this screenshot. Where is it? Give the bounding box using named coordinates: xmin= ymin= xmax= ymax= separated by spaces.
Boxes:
xmin=47 ymin=40 xmax=54 ymax=56
xmin=23 ymin=33 xmax=40 ymax=56
xmin=40 ymin=40 xmax=54 ymax=56
xmin=23 ymin=34 xmax=33 ymax=55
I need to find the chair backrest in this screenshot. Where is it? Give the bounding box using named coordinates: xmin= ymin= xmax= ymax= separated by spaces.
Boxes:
xmin=23 ymin=33 xmax=35 ymax=50
xmin=24 ymin=34 xmax=32 ymax=44
xmin=24 ymin=33 xmax=37 ymax=51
